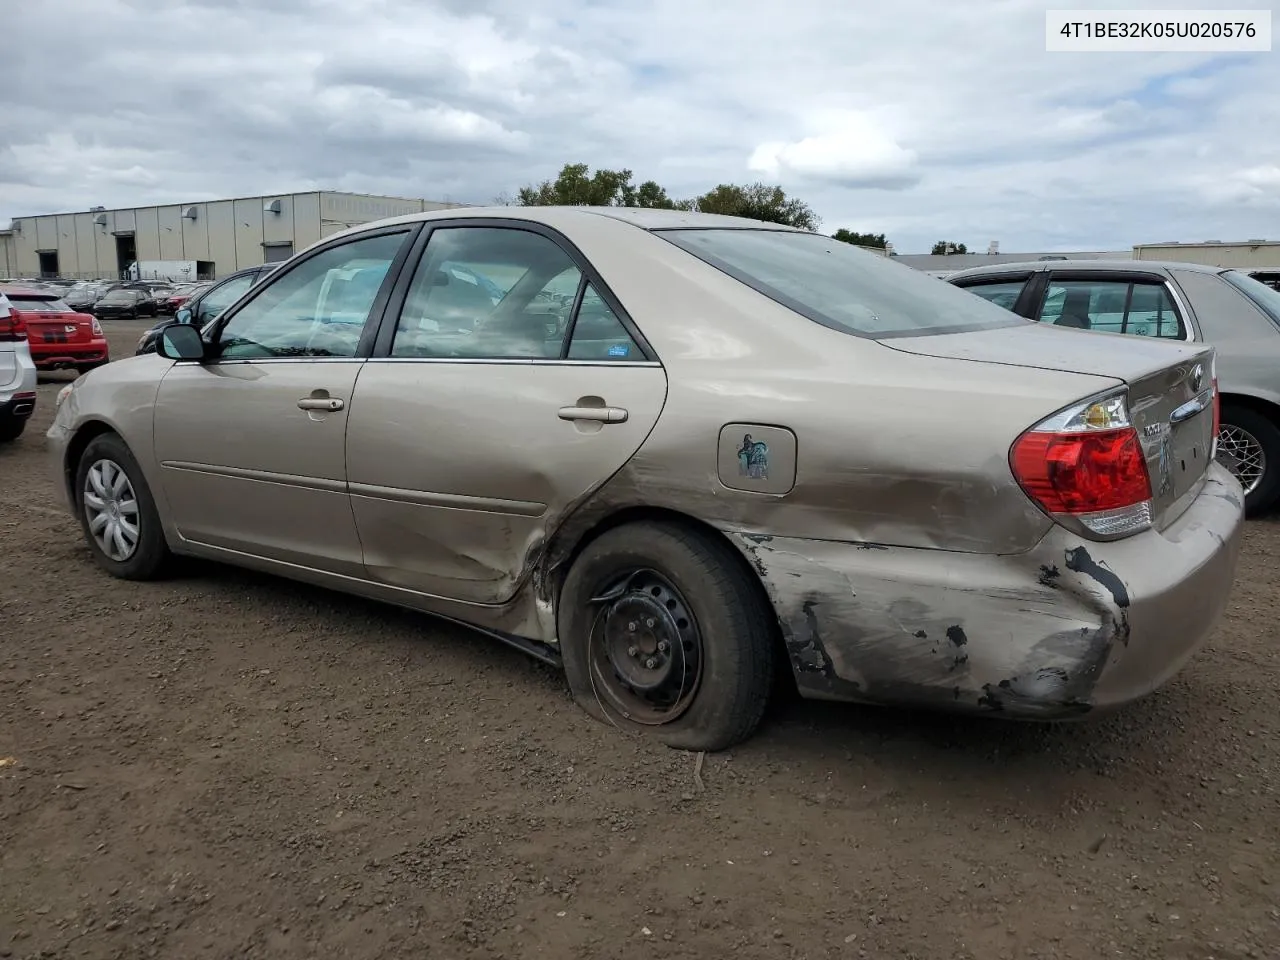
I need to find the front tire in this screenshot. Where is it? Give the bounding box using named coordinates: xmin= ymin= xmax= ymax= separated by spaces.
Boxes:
xmin=1218 ymin=404 xmax=1280 ymax=515
xmin=558 ymin=521 xmax=777 ymax=752
xmin=75 ymin=433 xmax=172 ymax=580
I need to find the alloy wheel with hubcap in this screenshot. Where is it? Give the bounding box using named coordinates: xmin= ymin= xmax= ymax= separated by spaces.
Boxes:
xmin=1216 ymin=424 xmax=1266 ymax=495
xmin=83 ymin=458 xmax=141 ymax=562
xmin=74 ymin=432 xmax=171 ymax=580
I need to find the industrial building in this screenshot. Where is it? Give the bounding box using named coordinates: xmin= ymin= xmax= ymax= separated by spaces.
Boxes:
xmin=0 ymin=191 xmax=469 ymax=281
xmin=1132 ymin=239 xmax=1280 ymax=269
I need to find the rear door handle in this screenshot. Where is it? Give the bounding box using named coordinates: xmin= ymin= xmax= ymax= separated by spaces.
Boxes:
xmin=558 ymin=405 xmax=628 ymax=424
xmin=298 ymin=397 xmax=344 ymax=412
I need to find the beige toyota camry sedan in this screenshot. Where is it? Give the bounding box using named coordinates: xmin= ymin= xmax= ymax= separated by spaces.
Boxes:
xmin=48 ymin=207 xmax=1244 ymax=750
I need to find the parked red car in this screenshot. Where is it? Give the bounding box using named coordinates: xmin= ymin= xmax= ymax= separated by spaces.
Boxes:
xmin=0 ymin=287 xmax=109 ymax=373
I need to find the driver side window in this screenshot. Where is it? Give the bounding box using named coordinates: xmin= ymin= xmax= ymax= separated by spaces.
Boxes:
xmin=213 ymin=231 xmax=409 ymax=360
xmin=390 ymin=227 xmax=581 ymax=360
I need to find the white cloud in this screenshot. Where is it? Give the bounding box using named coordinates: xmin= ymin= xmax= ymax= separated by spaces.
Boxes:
xmin=1 ymin=0 xmax=1278 ymax=251
xmin=748 ymin=112 xmax=921 ymax=189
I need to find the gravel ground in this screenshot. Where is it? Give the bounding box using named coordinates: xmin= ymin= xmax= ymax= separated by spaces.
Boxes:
xmin=2 ymin=318 xmax=1278 ymax=960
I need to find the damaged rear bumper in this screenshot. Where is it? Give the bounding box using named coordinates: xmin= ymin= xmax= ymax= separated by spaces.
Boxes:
xmin=727 ymin=464 xmax=1245 ymax=719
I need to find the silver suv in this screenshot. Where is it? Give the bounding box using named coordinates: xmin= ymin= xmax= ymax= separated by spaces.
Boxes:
xmin=0 ymin=291 xmax=38 ymax=441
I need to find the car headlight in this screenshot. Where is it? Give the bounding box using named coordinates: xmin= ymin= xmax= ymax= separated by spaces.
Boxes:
xmin=56 ymin=383 xmax=75 ymax=408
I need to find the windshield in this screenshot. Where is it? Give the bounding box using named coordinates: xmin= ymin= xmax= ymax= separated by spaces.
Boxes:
xmin=1222 ymin=270 xmax=1280 ymax=327
xmin=101 ymin=290 xmax=137 ymax=303
xmin=658 ymin=228 xmax=1025 ymax=338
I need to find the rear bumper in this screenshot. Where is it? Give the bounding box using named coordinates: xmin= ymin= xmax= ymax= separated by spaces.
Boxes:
xmin=728 ymin=463 xmax=1245 ymax=719
xmin=32 ymin=343 xmax=109 ymax=369
xmin=0 ymin=391 xmax=36 ymax=422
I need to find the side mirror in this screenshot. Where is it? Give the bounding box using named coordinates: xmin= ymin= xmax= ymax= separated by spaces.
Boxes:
xmin=175 ymin=307 xmax=193 ymax=324
xmin=157 ymin=324 xmax=206 ymax=361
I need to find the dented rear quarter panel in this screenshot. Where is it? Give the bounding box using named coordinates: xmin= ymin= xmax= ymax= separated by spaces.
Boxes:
xmin=721 ymin=465 xmax=1243 ymax=717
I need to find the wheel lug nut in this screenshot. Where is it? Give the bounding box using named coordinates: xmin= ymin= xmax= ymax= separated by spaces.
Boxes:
xmin=646 ymin=618 xmax=655 ymax=628
xmin=645 ymin=658 xmax=657 ymax=669
xmin=628 ymin=621 xmax=637 ymax=632
xmin=627 ymin=646 xmax=638 ymax=657
xmin=658 ymin=640 xmax=669 ymax=653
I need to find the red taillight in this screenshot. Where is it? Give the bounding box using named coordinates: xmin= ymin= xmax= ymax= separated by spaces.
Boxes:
xmin=1010 ymin=389 xmax=1154 ymax=538
xmin=91 ymin=318 xmax=103 ymax=336
xmin=0 ymin=315 xmax=27 ymax=342
xmin=1011 ymin=427 xmax=1152 ymax=513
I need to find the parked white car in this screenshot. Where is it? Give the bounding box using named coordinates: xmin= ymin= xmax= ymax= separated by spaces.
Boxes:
xmin=0 ymin=291 xmax=38 ymax=441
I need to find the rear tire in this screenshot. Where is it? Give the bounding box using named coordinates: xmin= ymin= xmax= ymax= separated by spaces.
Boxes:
xmin=74 ymin=433 xmax=172 ymax=580
xmin=1218 ymin=404 xmax=1280 ymax=515
xmin=0 ymin=418 xmax=25 ymax=443
xmin=558 ymin=521 xmax=777 ymax=752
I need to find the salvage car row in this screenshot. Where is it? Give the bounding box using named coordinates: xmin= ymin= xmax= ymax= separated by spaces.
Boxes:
xmin=47 ymin=206 xmax=1242 ymax=751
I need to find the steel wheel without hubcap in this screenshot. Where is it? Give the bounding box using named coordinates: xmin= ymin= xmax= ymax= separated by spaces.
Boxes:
xmin=83 ymin=458 xmax=141 ymax=562
xmin=1217 ymin=424 xmax=1266 ymax=495
xmin=587 ymin=568 xmax=704 ymax=725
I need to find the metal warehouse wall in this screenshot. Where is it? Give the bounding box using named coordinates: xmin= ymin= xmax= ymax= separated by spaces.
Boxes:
xmin=1133 ymin=242 xmax=1280 ymax=269
xmin=0 ymin=232 xmax=15 ymax=277
xmin=6 ymin=192 xmax=469 ymax=280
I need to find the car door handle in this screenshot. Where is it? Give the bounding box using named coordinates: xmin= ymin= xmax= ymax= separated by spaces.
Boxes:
xmin=558 ymin=405 xmax=628 ymax=424
xmin=298 ymin=397 xmax=344 ymax=412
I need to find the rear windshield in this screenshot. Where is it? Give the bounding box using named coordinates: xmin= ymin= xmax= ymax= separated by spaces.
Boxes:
xmin=1222 ymin=270 xmax=1280 ymax=326
xmin=7 ymin=296 xmax=71 ymax=312
xmin=101 ymin=290 xmax=139 ymax=302
xmin=658 ymin=228 xmax=1025 ymax=338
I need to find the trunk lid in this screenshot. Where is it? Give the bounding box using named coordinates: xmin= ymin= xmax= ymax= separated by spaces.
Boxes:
xmin=885 ymin=322 xmax=1217 ymax=528
xmin=23 ymin=311 xmax=95 ymax=344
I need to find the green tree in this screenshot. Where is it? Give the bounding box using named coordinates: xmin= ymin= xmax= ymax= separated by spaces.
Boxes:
xmin=694 ymin=182 xmax=819 ymax=230
xmin=931 ymin=240 xmax=968 ymax=255
xmin=517 ymin=162 xmax=692 ymax=209
xmin=832 ymin=229 xmax=887 ymax=248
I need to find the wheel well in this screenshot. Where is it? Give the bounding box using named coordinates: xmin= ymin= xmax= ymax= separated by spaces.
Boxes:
xmin=1219 ymin=393 xmax=1280 ymax=424
xmin=554 ymin=506 xmax=794 ymax=688
xmin=62 ymin=421 xmax=118 ymax=503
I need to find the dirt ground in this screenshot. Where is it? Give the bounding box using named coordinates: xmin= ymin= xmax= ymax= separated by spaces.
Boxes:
xmin=2 ymin=317 xmax=1278 ymax=960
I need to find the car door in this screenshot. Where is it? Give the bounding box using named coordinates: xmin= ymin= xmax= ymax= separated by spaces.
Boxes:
xmin=345 ymin=221 xmax=668 ymax=605
xmin=151 ymin=225 xmax=417 ymax=575
xmin=1033 ymin=270 xmax=1188 ymax=340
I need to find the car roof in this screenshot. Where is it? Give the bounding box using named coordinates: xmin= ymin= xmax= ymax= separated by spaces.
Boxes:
xmin=947 ymin=259 xmax=1232 ymax=281
xmin=339 ymin=204 xmax=807 ymax=234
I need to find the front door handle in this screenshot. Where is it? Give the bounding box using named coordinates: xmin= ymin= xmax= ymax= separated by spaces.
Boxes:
xmin=558 ymin=405 xmax=628 ymax=424
xmin=298 ymin=397 xmax=344 ymax=412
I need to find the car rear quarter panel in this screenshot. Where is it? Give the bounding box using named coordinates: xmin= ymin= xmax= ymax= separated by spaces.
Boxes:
xmin=544 ymin=217 xmax=1118 ymax=556
xmin=1170 ymin=269 xmax=1280 ymax=406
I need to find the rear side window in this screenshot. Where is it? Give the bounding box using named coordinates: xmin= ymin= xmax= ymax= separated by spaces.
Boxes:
xmin=957 ymin=280 xmax=1027 ymax=311
xmin=1222 ymin=270 xmax=1280 ymax=326
xmin=1039 ymin=279 xmax=1183 ymax=339
xmin=659 ymin=229 xmax=1023 ymax=339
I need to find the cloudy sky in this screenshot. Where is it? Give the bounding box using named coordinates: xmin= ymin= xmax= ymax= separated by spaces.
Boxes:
xmin=3 ymin=0 xmax=1277 ymax=252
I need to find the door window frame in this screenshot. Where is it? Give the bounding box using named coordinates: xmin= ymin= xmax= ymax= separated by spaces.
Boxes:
xmin=367 ymin=218 xmax=660 ymax=366
xmin=949 ymin=272 xmax=1041 ymax=318
xmin=199 ymin=223 xmax=423 ymax=364
xmin=1034 ymin=269 xmax=1196 ymax=341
